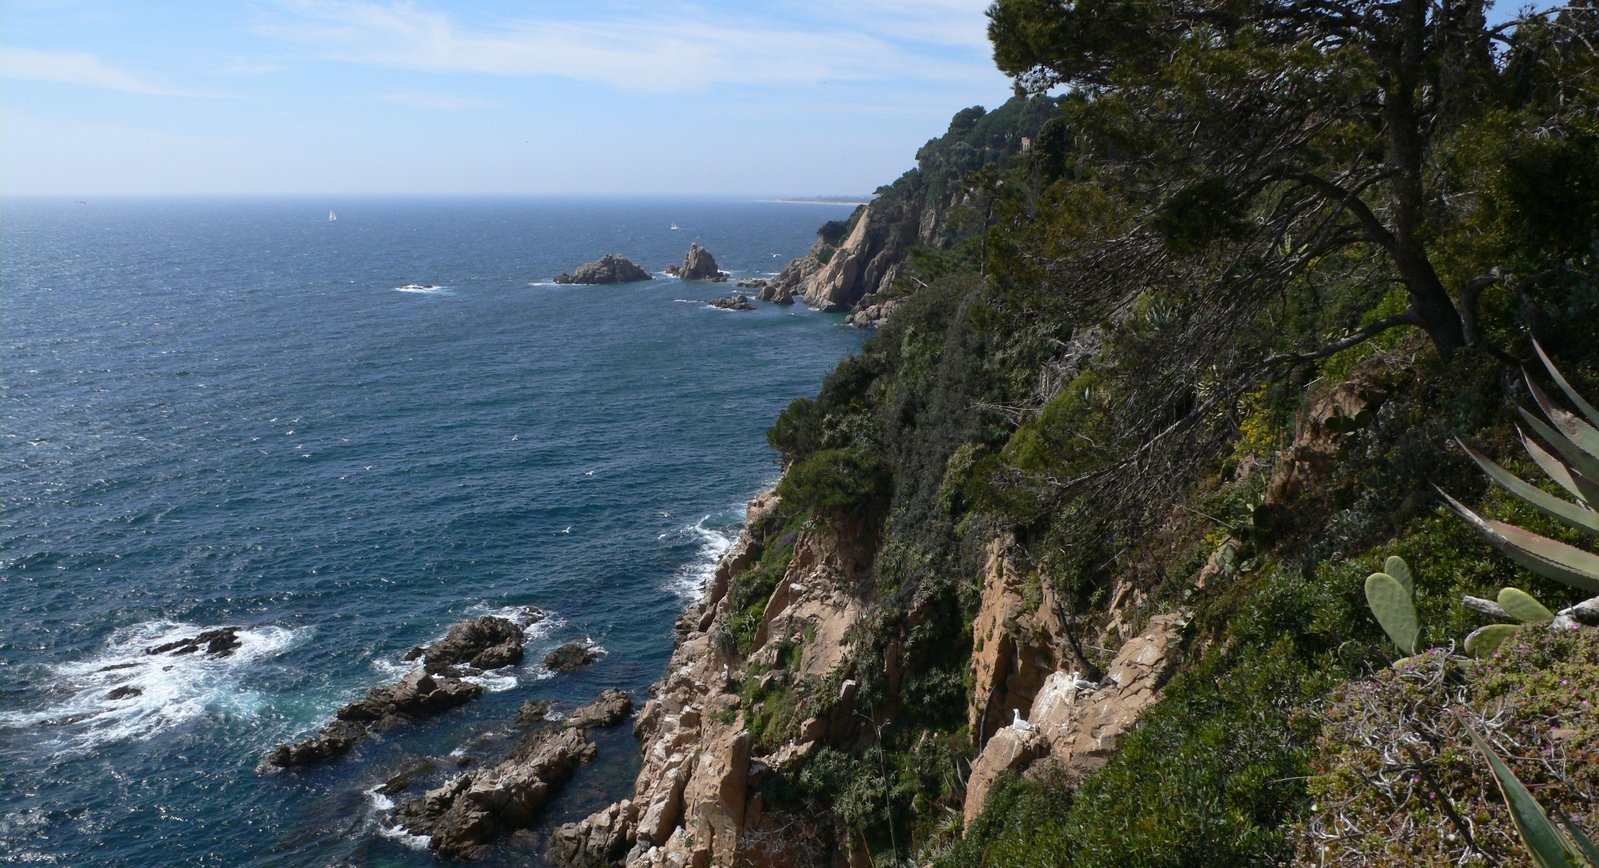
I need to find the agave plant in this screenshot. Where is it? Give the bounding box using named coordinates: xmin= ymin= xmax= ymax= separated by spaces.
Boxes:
xmin=1466 ymin=725 xmax=1599 ymax=867
xmin=1443 ymin=339 xmax=1599 ymax=595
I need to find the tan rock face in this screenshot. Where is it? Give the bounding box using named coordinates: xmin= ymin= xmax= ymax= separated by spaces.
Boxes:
xmin=968 ymin=536 xmax=1072 ymax=744
xmin=1264 ymin=372 xmax=1387 ymax=510
xmin=961 ymin=612 xmax=1187 ymax=827
xmin=961 ymin=726 xmax=1049 ymax=826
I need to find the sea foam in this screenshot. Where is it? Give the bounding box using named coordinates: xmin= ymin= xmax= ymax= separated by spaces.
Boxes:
xmin=1 ymin=621 xmax=305 ymax=754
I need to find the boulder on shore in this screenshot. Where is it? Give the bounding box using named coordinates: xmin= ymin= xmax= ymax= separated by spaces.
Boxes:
xmin=553 ymin=254 xmax=653 ymax=285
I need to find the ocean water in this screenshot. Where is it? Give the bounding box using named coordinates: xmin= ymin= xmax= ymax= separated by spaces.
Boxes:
xmin=0 ymin=197 xmax=863 ymax=865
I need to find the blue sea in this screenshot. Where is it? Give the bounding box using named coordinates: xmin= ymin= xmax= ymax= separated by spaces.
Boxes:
xmin=0 ymin=197 xmax=862 ymax=865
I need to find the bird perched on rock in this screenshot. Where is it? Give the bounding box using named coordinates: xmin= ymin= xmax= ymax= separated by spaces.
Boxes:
xmin=1011 ymin=709 xmax=1035 ymax=732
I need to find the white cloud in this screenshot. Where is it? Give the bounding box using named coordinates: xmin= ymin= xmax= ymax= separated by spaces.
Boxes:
xmin=0 ymin=46 xmax=196 ymax=95
xmin=371 ymin=91 xmax=499 ymax=110
xmin=255 ymin=1 xmax=1001 ymax=93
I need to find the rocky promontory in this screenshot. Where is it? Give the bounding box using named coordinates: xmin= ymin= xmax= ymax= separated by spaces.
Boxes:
xmin=394 ymin=689 xmax=635 ymax=860
xmin=554 ymin=255 xmax=653 ymax=285
xmin=261 ymin=613 xmax=539 ymax=770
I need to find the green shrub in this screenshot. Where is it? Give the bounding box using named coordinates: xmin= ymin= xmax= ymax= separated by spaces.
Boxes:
xmin=775 ymin=447 xmax=892 ymax=525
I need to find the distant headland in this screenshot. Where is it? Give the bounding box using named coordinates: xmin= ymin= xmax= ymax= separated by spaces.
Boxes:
xmin=763 ymin=195 xmax=874 ymax=205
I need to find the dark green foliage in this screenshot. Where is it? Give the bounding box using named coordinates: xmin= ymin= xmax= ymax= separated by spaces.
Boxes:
xmin=1149 ymin=177 xmax=1247 ymax=255
xmin=817 ymin=218 xmax=853 ymax=247
xmin=775 ymin=448 xmax=891 ymax=525
xmin=948 ymin=639 xmax=1334 ymax=866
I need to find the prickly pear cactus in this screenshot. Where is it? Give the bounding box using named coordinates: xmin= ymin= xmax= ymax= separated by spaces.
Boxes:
xmin=1365 ymin=571 xmax=1419 ymax=655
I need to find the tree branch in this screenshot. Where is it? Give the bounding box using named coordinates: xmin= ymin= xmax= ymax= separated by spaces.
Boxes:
xmin=1276 ymin=169 xmax=1400 ymax=251
xmin=1260 ymin=309 xmax=1422 ymax=366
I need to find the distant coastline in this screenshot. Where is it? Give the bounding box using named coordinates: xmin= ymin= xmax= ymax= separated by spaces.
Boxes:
xmin=762 ymin=196 xmax=873 ymax=206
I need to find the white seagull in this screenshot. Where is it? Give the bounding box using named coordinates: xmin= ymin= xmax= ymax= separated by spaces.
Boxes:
xmin=1011 ymin=709 xmax=1034 ymax=732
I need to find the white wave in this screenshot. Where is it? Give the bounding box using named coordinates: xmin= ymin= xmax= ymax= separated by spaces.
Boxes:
xmin=392 ymin=284 xmax=450 ymax=295
xmin=365 ymin=785 xmax=397 ymax=811
xmin=460 ymin=670 xmax=518 ymax=693
xmin=665 ymin=515 xmax=737 ymax=601
xmin=0 ymin=621 xmax=306 ymax=754
xmin=365 ymin=785 xmax=432 ymax=851
xmin=673 ymin=298 xmax=699 ymax=304
xmin=526 ymin=281 xmax=566 ymax=287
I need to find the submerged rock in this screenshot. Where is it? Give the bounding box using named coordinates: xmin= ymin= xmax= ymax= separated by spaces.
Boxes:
xmin=104 ymin=686 xmax=143 ymax=701
xmin=543 ymin=643 xmax=598 ymax=672
xmin=553 ymin=254 xmax=653 ymax=285
xmin=146 ymin=628 xmax=242 ymax=658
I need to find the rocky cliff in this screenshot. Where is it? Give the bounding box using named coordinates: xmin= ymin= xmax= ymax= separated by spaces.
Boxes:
xmin=548 ymin=485 xmax=1201 ymax=865
xmin=552 ymin=490 xmax=882 ymax=867
xmin=758 ymin=95 xmax=1060 ymax=323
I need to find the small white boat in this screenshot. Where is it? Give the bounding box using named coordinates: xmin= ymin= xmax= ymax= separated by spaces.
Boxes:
xmin=328 ymin=210 xmax=338 ymax=222
xmin=669 ymin=222 xmax=679 ymax=230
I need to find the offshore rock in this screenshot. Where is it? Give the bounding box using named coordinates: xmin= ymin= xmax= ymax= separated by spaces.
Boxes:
xmin=707 ymin=294 xmax=755 ymax=311
xmin=336 ymin=668 xmax=483 ymax=722
xmin=544 ymin=643 xmax=599 ymax=672
xmin=421 ymin=616 xmax=527 ymax=674
xmin=554 ymin=254 xmax=654 ymax=285
xmin=394 ymin=690 xmax=635 ymax=860
xmin=677 ymin=243 xmax=723 ymax=281
xmin=262 ymin=719 xmax=369 ymax=769
xmin=261 ymin=610 xmax=538 ymax=770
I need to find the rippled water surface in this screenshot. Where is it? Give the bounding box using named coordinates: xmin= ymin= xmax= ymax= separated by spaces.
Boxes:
xmin=0 ymin=196 xmax=862 ymax=865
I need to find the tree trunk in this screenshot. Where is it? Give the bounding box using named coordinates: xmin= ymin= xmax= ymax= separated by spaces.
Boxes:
xmin=1383 ymin=0 xmax=1468 ymax=358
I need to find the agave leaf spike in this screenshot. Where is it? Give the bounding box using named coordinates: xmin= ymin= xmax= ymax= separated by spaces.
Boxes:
xmin=1517 ymin=406 xmax=1599 ymax=485
xmin=1465 ymin=623 xmax=1519 ymax=658
xmin=1384 ymin=555 xmax=1414 ymax=595
xmin=1533 ymin=338 xmax=1599 ymax=430
xmin=1520 ymin=427 xmax=1599 ymax=509
xmin=1466 ymin=725 xmax=1595 ymax=867
xmin=1498 ymin=587 xmax=1556 ymax=624
xmin=1365 ymin=571 xmax=1419 ymax=654
xmin=1559 ymin=813 xmax=1599 ymax=865
xmin=1526 ymin=375 xmax=1599 ymax=462
xmin=1459 ymin=439 xmax=1599 ymax=537
xmin=1441 ymin=491 xmax=1599 ymax=593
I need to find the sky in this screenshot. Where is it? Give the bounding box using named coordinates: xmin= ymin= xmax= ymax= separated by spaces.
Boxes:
xmin=0 ymin=0 xmax=1017 ymax=196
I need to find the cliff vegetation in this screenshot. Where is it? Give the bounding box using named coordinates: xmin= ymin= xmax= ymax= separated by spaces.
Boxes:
xmin=558 ymin=1 xmax=1599 ymax=864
